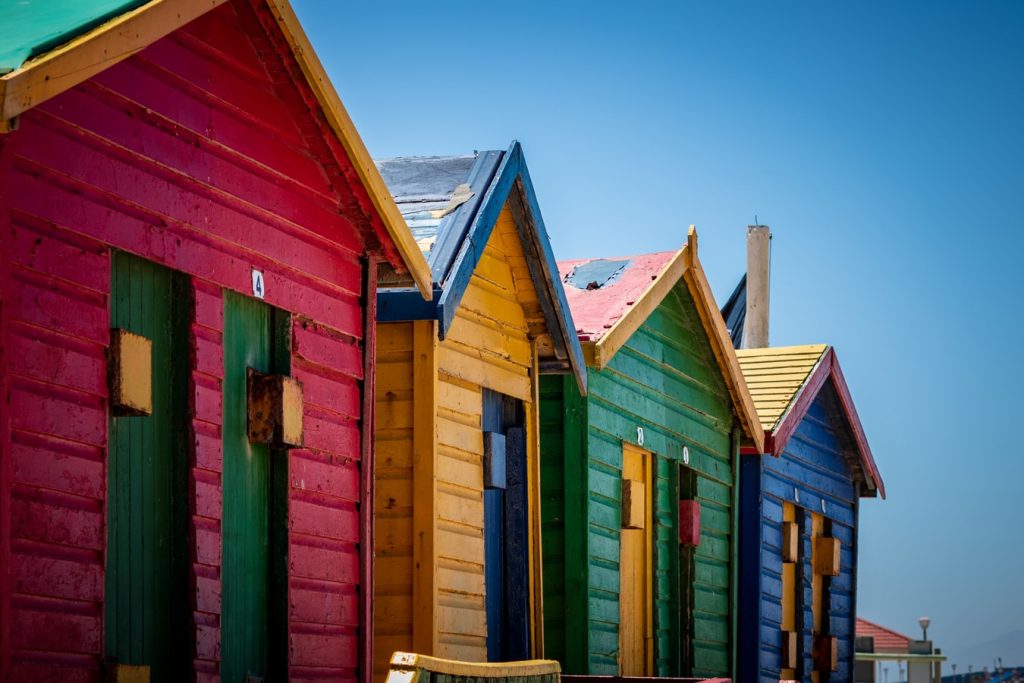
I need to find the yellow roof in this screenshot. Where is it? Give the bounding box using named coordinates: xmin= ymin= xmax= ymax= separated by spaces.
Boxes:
xmin=735 ymin=344 xmax=829 ymax=431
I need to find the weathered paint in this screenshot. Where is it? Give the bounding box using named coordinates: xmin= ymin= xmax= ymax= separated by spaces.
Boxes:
xmin=541 ymin=278 xmax=741 ymax=678
xmin=373 ymin=204 xmax=548 ymax=679
xmin=106 ymin=252 xmax=190 ymax=681
xmin=221 ymin=291 xmax=288 ymax=681
xmin=0 ymin=1 xmax=401 ymax=679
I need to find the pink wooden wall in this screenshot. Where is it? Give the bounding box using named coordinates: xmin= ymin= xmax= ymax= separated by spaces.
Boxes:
xmin=0 ymin=1 xmax=387 ymax=680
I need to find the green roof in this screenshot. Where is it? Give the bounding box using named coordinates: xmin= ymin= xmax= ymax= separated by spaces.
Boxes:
xmin=0 ymin=0 xmax=148 ymax=73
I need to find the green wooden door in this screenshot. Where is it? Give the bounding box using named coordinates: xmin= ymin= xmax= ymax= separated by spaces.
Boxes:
xmin=106 ymin=252 xmax=190 ymax=681
xmin=222 ymin=291 xmax=288 ymax=682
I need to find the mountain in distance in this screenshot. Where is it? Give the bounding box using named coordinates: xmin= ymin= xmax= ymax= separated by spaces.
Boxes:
xmin=946 ymin=629 xmax=1024 ymax=671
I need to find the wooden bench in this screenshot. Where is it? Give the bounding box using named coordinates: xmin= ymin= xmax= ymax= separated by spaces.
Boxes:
xmin=385 ymin=652 xmax=561 ymax=683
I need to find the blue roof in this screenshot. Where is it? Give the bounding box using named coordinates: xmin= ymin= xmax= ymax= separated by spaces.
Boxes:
xmin=375 ymin=142 xmax=587 ymax=394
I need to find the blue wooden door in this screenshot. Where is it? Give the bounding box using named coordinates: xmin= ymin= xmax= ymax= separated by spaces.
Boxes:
xmin=482 ymin=390 xmax=530 ymax=661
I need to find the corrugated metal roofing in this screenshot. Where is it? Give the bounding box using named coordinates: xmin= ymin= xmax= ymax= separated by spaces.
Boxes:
xmin=856 ymin=617 xmax=912 ymax=653
xmin=376 ymin=155 xmax=475 ymax=254
xmin=557 ymin=251 xmax=677 ymax=343
xmin=0 ymin=0 xmax=148 ymax=73
xmin=735 ymin=344 xmax=829 ymax=431
xmin=376 ymin=152 xmax=502 ymax=282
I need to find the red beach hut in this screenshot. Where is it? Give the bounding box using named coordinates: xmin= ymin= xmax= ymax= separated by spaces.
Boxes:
xmin=0 ymin=2 xmax=431 ymax=681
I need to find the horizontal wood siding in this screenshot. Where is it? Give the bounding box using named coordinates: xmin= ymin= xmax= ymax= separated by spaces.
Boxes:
xmin=753 ymin=384 xmax=859 ymax=683
xmin=0 ymin=2 xmax=381 ymax=680
xmin=2 ymin=211 xmax=111 ymax=683
xmin=373 ymin=322 xmax=415 ymax=682
xmin=586 ymin=282 xmax=735 ymax=678
xmin=435 ymin=204 xmax=539 ymax=662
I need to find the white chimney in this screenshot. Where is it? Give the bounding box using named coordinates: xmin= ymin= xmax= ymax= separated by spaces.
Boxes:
xmin=743 ymin=225 xmax=771 ymax=349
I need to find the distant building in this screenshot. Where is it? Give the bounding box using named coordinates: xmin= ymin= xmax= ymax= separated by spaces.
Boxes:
xmin=855 ymin=618 xmax=946 ymax=682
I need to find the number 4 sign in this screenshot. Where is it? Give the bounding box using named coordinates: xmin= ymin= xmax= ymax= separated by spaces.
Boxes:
xmin=252 ymin=269 xmax=265 ymax=299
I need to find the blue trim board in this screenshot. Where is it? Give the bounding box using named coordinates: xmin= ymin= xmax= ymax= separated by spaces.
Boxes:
xmin=376 ymin=287 xmax=442 ymax=322
xmin=737 ymin=454 xmax=764 ymax=683
xmin=438 ymin=144 xmax=520 ymax=336
xmin=428 ymin=150 xmax=503 ymax=283
xmin=513 ymin=153 xmax=588 ymax=395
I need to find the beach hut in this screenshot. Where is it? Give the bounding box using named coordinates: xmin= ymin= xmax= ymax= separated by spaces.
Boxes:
xmin=0 ymin=2 xmax=431 ymax=681
xmin=735 ymin=345 xmax=885 ymax=683
xmin=539 ymin=230 xmax=764 ymax=679
xmin=371 ymin=144 xmax=587 ymax=679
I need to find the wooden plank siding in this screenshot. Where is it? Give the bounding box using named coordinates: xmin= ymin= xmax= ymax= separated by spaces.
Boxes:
xmin=739 ymin=384 xmax=859 ymax=683
xmin=540 ymin=280 xmax=739 ymax=678
xmin=0 ymin=2 xmax=390 ymax=680
xmin=373 ymin=204 xmax=546 ymax=680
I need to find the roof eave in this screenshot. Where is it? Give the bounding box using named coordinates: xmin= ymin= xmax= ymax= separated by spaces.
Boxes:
xmin=590 ymin=228 xmax=765 ymax=452
xmin=434 ymin=141 xmax=588 ymax=394
xmin=0 ymin=0 xmax=434 ymax=299
xmin=1 ymin=0 xmax=227 ymax=130
xmin=771 ymin=348 xmax=885 ymax=499
xmin=265 ymin=0 xmax=432 ymax=299
xmin=683 ymin=229 xmax=766 ymax=453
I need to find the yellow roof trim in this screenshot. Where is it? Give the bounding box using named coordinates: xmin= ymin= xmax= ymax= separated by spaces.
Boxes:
xmin=593 ymin=226 xmax=765 ymax=451
xmin=0 ymin=0 xmax=433 ymax=299
xmin=736 ymin=344 xmax=829 ymax=431
xmin=591 ymin=245 xmax=689 ymax=370
xmin=264 ymin=0 xmax=432 ymax=299
xmin=683 ymin=229 xmax=765 ymax=452
xmin=1 ymin=0 xmax=227 ymax=127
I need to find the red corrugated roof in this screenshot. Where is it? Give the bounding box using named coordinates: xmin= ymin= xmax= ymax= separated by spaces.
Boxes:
xmin=558 ymin=251 xmax=677 ymax=343
xmin=856 ymin=617 xmax=911 ymax=653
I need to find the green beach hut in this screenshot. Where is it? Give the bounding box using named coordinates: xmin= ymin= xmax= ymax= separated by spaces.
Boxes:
xmin=539 ymin=230 xmax=764 ymax=679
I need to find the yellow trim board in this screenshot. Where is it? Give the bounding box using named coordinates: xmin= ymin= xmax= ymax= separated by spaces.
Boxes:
xmin=591 ymin=245 xmax=688 ymax=371
xmin=590 ymin=226 xmax=764 ymax=451
xmin=388 ymin=652 xmax=561 ymax=677
xmin=1 ymin=0 xmax=226 ymax=122
xmin=0 ymin=0 xmax=433 ymax=299
xmin=685 ymin=249 xmax=765 ymax=451
xmin=265 ymin=0 xmax=432 ymax=299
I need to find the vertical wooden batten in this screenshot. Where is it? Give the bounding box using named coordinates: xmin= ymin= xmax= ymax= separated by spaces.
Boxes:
xmin=528 ymin=340 xmax=545 ymax=658
xmin=361 ymin=255 xmax=379 ymax=683
xmin=411 ymin=320 xmax=439 ymax=655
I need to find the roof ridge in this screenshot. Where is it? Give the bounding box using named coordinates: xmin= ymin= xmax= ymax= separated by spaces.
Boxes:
xmin=856 ymin=617 xmax=912 ymax=641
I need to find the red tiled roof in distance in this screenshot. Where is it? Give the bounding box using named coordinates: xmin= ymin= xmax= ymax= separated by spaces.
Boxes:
xmin=856 ymin=617 xmax=911 ymax=653
xmin=558 ymin=251 xmax=677 ymax=343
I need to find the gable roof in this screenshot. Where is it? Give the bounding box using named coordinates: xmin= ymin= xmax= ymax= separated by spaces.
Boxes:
xmin=856 ymin=618 xmax=911 ymax=653
xmin=0 ymin=0 xmax=432 ymax=298
xmin=375 ymin=142 xmax=588 ymax=395
xmin=557 ymin=228 xmax=764 ymax=451
xmin=736 ymin=344 xmax=885 ymax=498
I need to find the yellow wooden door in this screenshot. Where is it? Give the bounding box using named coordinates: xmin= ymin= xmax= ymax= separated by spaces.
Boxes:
xmin=619 ymin=443 xmax=653 ymax=676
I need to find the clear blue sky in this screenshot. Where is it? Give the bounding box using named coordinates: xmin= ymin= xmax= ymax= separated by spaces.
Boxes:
xmin=294 ymin=0 xmax=1024 ymax=670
